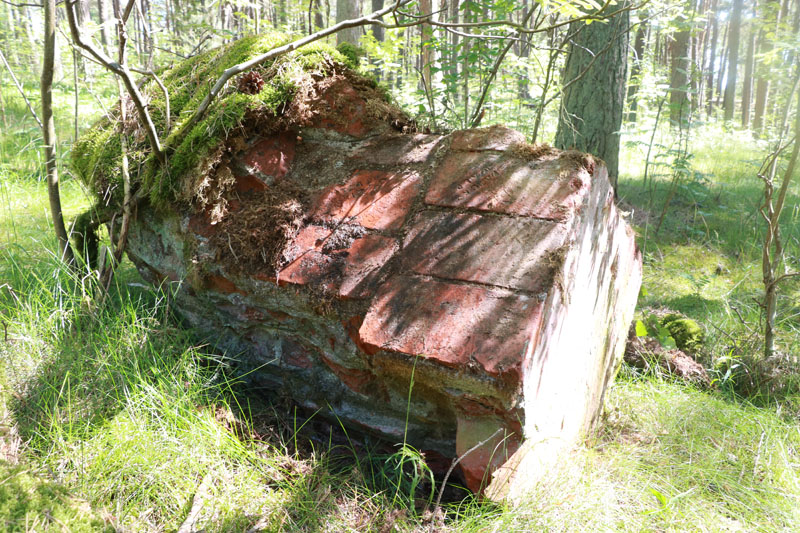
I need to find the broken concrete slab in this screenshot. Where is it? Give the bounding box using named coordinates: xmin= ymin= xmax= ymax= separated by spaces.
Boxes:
xmin=79 ymin=50 xmax=642 ymax=498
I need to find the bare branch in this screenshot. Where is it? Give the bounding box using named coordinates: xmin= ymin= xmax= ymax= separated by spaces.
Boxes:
xmin=0 ymin=49 xmax=43 ymax=129
xmin=469 ymin=6 xmax=537 ymax=127
xmin=0 ymin=0 xmax=46 ymax=7
xmin=772 ymin=271 xmax=800 ymax=287
xmin=64 ymin=0 xmax=165 ymax=164
xmin=131 ymin=67 xmax=170 ymax=132
xmin=174 ymin=0 xmax=414 ymax=142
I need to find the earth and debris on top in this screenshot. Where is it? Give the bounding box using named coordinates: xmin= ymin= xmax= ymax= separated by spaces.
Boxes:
xmin=72 ymin=34 xmax=642 ymax=499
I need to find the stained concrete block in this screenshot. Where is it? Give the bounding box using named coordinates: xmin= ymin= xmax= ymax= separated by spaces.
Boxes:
xmin=123 ymin=81 xmax=641 ymax=498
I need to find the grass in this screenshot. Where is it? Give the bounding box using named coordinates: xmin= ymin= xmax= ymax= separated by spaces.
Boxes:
xmin=2 ymin=79 xmax=800 ymax=530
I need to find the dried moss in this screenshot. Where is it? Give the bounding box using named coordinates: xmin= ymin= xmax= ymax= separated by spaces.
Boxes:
xmin=71 ymin=33 xmax=359 ymax=211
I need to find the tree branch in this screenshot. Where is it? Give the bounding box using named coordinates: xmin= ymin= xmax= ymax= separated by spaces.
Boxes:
xmin=131 ymin=67 xmax=170 ymax=132
xmin=174 ymin=0 xmax=414 ymax=143
xmin=64 ymin=0 xmax=165 ymax=165
xmin=0 ymin=49 xmax=43 ymax=129
xmin=469 ymin=6 xmax=537 ymax=127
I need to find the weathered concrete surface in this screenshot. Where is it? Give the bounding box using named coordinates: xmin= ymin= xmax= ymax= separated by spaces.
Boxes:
xmin=123 ymin=81 xmax=641 ymax=497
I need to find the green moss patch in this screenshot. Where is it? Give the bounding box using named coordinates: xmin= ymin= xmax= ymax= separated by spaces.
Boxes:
xmin=71 ymin=33 xmax=375 ymax=212
xmin=661 ymin=314 xmax=705 ymax=354
xmin=0 ymin=461 xmax=110 ymax=531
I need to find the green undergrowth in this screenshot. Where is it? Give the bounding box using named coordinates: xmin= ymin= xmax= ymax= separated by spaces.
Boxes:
xmin=2 ymin=171 xmax=800 ymax=530
xmin=0 ymin=461 xmax=110 ymax=532
xmin=619 ymin=123 xmax=800 ymax=407
xmin=71 ymin=33 xmax=363 ymax=211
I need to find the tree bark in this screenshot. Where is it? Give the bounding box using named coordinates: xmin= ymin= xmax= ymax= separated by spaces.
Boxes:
xmin=669 ymin=14 xmax=691 ymax=126
xmin=43 ymin=0 xmax=76 ymax=266
xmin=371 ymin=0 xmax=384 ymax=41
xmin=723 ymin=0 xmax=743 ymax=121
xmin=706 ymin=0 xmax=718 ymax=116
xmin=555 ymin=2 xmax=630 ymax=189
xmin=420 ymin=0 xmax=433 ymax=99
xmin=98 ymin=0 xmax=112 ymax=51
xmin=626 ymin=19 xmax=647 ymax=123
xmin=742 ymin=12 xmax=757 ymax=128
xmin=336 ymin=0 xmax=361 ymax=45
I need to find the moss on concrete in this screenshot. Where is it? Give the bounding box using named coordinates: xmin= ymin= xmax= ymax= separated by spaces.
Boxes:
xmin=661 ymin=314 xmax=705 ymax=354
xmin=71 ymin=33 xmax=358 ymax=211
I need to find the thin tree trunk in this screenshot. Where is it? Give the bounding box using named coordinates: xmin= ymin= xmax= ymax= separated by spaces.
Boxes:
xmin=706 ymin=0 xmax=718 ymax=116
xmin=371 ymin=0 xmax=384 ymax=40
xmin=742 ymin=15 xmax=757 ymax=128
xmin=754 ymin=1 xmax=781 ymax=133
xmin=336 ymin=0 xmax=361 ymax=45
xmin=43 ymin=0 xmax=76 ymax=265
xmin=723 ymin=0 xmax=743 ymax=121
xmin=98 ymin=0 xmax=112 ymax=51
xmin=670 ymin=14 xmax=691 ymax=126
xmin=420 ymin=0 xmax=433 ymax=108
xmin=716 ymin=21 xmax=729 ymax=106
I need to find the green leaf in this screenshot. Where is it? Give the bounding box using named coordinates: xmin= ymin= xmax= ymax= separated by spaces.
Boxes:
xmin=635 ymin=320 xmax=648 ymax=337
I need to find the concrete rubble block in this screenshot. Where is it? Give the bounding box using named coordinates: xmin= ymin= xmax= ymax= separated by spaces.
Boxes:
xmin=121 ymin=79 xmax=641 ymax=499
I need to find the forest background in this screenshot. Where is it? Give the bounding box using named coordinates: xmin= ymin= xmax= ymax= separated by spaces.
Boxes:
xmin=1 ymin=0 xmax=800 ymax=531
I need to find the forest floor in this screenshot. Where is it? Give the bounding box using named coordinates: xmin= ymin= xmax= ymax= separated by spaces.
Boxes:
xmin=1 ymin=93 xmax=800 ymax=530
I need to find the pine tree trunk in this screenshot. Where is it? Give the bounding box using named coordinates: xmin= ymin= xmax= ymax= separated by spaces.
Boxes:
xmin=555 ymin=2 xmax=630 ymax=189
xmin=336 ymin=0 xmax=361 ymax=45
xmin=741 ymin=17 xmax=757 ymax=128
xmin=706 ymin=0 xmax=718 ymax=116
xmin=97 ymin=0 xmax=112 ymax=52
xmin=626 ymin=20 xmax=647 ymax=123
xmin=420 ymin=0 xmax=433 ymax=96
xmin=370 ymin=0 xmax=384 ymax=41
xmin=723 ymin=0 xmax=743 ymax=121
xmin=670 ymin=20 xmax=691 ymax=126
xmin=716 ymin=21 xmax=729 ymax=106
xmin=754 ymin=1 xmax=781 ymax=133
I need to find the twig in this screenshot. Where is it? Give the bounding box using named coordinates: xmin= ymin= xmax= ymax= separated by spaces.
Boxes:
xmin=64 ymin=0 xmax=166 ymax=165
xmin=432 ymin=428 xmax=504 ymax=512
xmin=177 ymin=473 xmax=212 ymax=533
xmin=469 ymin=6 xmax=537 ymax=127
xmin=130 ymin=67 xmax=171 ymax=132
xmin=730 ymin=305 xmax=753 ymax=333
xmin=0 ymin=49 xmax=43 ymax=129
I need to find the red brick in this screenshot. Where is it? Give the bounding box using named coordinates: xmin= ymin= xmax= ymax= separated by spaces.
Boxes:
xmin=449 ymin=126 xmax=526 ymax=151
xmin=351 ymin=134 xmax=443 ymax=165
xmin=310 ymin=80 xmax=370 ymax=137
xmin=344 ymin=316 xmax=378 ymax=355
xmin=425 ymin=152 xmax=590 ymax=221
xmin=401 ymin=212 xmax=568 ymax=292
xmin=358 ymin=275 xmax=543 ymax=382
xmin=206 ymin=274 xmax=245 ymax=295
xmin=278 ymin=228 xmax=398 ymax=299
xmin=456 ymin=416 xmax=522 ymax=493
xmin=311 ymin=170 xmax=421 ymax=230
xmin=238 ymin=132 xmax=296 ymax=181
xmin=319 ymin=354 xmax=376 ymax=395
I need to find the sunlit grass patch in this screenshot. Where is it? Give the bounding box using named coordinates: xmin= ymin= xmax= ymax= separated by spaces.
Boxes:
xmin=0 ymin=461 xmax=111 ymax=532
xmin=463 ymin=377 xmax=800 ymax=532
